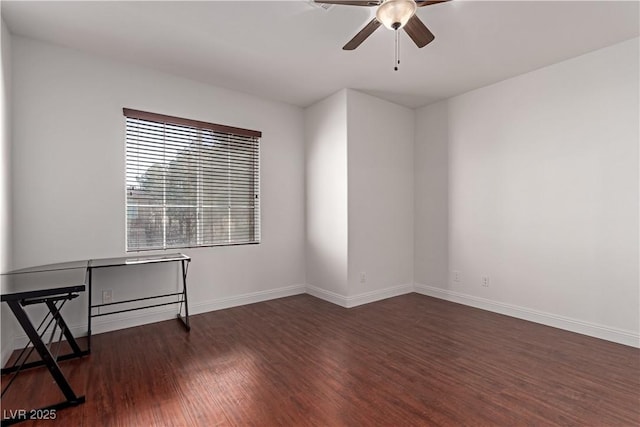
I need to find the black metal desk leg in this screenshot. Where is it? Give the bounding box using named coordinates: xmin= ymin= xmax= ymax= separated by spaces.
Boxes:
xmin=179 ymin=259 xmax=191 ymax=331
xmin=87 ymin=267 xmax=92 ymax=351
xmin=5 ymin=300 xmax=83 ymax=405
xmin=45 ymin=300 xmax=83 ymax=356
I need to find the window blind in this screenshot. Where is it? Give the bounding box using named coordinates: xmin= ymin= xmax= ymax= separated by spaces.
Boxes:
xmin=124 ymin=108 xmax=261 ymax=251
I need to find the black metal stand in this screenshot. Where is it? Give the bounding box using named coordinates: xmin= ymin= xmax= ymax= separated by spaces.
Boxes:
xmin=1 ymin=286 xmax=88 ymax=426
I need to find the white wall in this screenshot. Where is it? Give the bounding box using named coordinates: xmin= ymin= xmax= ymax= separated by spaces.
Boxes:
xmin=414 ymin=101 xmax=448 ymax=289
xmin=1 ymin=18 xmax=16 ymax=365
xmin=347 ymin=90 xmax=414 ymax=299
xmin=415 ymin=38 xmax=639 ymax=346
xmin=305 ymin=89 xmax=414 ymax=306
xmin=10 ymin=35 xmax=306 ymax=338
xmin=304 ymin=90 xmax=349 ymax=297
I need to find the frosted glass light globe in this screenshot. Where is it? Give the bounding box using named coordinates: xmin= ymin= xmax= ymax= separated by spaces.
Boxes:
xmin=376 ymin=0 xmax=417 ymax=30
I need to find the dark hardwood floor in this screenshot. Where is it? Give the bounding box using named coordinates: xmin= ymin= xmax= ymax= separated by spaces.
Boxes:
xmin=2 ymin=293 xmax=639 ymax=426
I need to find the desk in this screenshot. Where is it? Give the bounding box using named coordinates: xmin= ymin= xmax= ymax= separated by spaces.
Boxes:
xmin=86 ymin=253 xmax=191 ymax=349
xmin=1 ymin=253 xmax=191 ymax=424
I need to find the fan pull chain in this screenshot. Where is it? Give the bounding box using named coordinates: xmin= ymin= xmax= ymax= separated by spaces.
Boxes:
xmin=394 ymin=30 xmax=399 ymax=71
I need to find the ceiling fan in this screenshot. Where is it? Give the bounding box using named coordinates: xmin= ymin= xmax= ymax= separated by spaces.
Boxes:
xmin=314 ymin=0 xmax=449 ymax=51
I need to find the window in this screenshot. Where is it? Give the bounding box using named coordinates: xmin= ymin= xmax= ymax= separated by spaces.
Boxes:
xmin=124 ymin=108 xmax=261 ymax=251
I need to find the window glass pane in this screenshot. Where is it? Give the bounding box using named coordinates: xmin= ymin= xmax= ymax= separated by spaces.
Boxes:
xmin=200 ymin=207 xmax=230 ymax=245
xmin=166 ymin=207 xmax=197 ymax=248
xmin=229 ymin=208 xmax=256 ymax=243
xmin=127 ymin=205 xmax=164 ymax=249
xmin=165 ymin=144 xmax=198 ymax=206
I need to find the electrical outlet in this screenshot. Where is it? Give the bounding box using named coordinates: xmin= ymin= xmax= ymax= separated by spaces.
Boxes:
xmin=453 ymin=271 xmax=461 ymax=282
xmin=102 ymin=289 xmax=113 ymax=304
xmin=481 ymin=276 xmax=489 ymax=287
xmin=360 ymin=272 xmax=366 ymax=283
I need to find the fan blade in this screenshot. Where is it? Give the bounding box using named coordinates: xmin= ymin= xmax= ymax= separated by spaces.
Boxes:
xmin=403 ymin=15 xmax=435 ymax=48
xmin=416 ymin=0 xmax=450 ymax=7
xmin=343 ymin=19 xmax=382 ymax=50
xmin=314 ymin=0 xmax=381 ymax=6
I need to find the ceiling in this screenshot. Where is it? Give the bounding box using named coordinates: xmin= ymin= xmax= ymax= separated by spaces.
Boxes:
xmin=1 ymin=1 xmax=638 ymax=108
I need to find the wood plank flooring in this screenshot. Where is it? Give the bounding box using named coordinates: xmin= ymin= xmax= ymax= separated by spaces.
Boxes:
xmin=2 ymin=293 xmax=639 ymax=426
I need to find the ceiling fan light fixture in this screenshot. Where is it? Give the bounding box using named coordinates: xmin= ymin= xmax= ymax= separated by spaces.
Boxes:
xmin=376 ymin=0 xmax=417 ymax=30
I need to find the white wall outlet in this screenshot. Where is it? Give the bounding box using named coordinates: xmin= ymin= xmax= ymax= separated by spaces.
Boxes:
xmin=102 ymin=289 xmax=113 ymax=304
xmin=360 ymin=272 xmax=366 ymax=283
xmin=453 ymin=270 xmax=461 ymax=282
xmin=481 ymin=276 xmax=489 ymax=287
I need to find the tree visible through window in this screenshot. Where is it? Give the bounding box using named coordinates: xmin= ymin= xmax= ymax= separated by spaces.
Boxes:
xmin=124 ymin=109 xmax=261 ymax=251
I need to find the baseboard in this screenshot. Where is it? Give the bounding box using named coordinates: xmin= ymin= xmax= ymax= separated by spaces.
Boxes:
xmin=345 ymin=283 xmax=414 ymax=308
xmin=414 ymin=283 xmax=640 ymax=348
xmin=190 ymin=284 xmax=306 ymax=314
xmin=305 ymin=283 xmax=414 ymax=308
xmin=11 ymin=284 xmax=307 ymax=350
xmin=305 ymin=284 xmax=348 ymax=307
xmin=8 ymin=281 xmax=634 ymax=353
